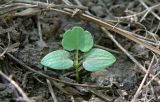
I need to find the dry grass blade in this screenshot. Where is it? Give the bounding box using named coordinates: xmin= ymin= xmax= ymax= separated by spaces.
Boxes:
xmin=88 ymin=88 xmax=115 ymax=101
xmin=139 ymin=0 xmax=160 ymax=21
xmin=101 ymin=28 xmax=160 ymax=85
xmin=10 ymin=0 xmax=160 ymax=55
xmin=76 ymin=12 xmax=160 ymax=55
xmin=131 ymin=55 xmax=155 ymax=102
xmin=44 ymin=67 xmax=58 ymax=102
xmin=14 ymin=0 xmax=87 ymax=10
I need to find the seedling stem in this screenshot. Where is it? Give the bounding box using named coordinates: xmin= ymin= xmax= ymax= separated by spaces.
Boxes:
xmin=75 ymin=49 xmax=79 ymax=82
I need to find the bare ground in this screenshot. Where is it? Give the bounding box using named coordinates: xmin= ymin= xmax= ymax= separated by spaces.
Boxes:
xmin=0 ymin=0 xmax=160 ymax=102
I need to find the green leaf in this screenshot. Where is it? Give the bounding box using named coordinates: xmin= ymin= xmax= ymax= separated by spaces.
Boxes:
xmin=41 ymin=50 xmax=73 ymax=70
xmin=83 ymin=48 xmax=116 ymax=71
xmin=62 ymin=26 xmax=93 ymax=52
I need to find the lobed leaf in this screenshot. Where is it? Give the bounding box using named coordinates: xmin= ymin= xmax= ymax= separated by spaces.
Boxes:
xmin=41 ymin=50 xmax=73 ymax=70
xmin=62 ymin=26 xmax=93 ymax=52
xmin=83 ymin=48 xmax=116 ymax=71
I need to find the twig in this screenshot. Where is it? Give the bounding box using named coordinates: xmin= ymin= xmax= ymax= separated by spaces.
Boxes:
xmin=101 ymin=27 xmax=160 ymax=85
xmin=62 ymin=0 xmax=73 ymax=5
xmin=8 ymin=0 xmax=160 ymax=55
xmin=139 ymin=0 xmax=160 ymax=21
xmin=0 ymin=3 xmax=37 ymax=16
xmin=155 ymin=22 xmax=160 ymax=34
xmin=74 ymin=0 xmax=82 ymax=6
xmin=22 ymin=72 xmax=32 ymax=88
xmin=14 ymin=0 xmax=87 ymax=10
xmin=44 ymin=67 xmax=58 ymax=102
xmin=0 ymin=71 xmax=30 ymax=102
xmin=37 ymin=16 xmax=47 ymax=48
xmin=94 ymin=44 xmax=121 ymax=54
xmin=72 ymin=0 xmax=92 ymax=15
xmin=64 ymin=8 xmax=160 ymax=55
xmin=0 ymin=33 xmax=10 ymax=58
xmin=70 ymin=96 xmax=75 ymax=102
xmin=101 ymin=28 xmax=146 ymax=72
xmin=139 ymin=8 xmax=150 ymax=22
xmin=88 ymin=88 xmax=115 ymax=101
xmin=145 ymin=71 xmax=160 ymax=87
xmin=115 ymin=3 xmax=160 ymax=21
xmin=51 ymin=80 xmax=69 ymax=94
xmin=131 ymin=55 xmax=155 ymax=102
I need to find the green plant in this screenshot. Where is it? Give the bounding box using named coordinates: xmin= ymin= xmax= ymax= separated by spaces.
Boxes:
xmin=41 ymin=26 xmax=116 ymax=82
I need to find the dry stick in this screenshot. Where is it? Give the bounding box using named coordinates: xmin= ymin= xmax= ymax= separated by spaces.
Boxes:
xmin=15 ymin=0 xmax=159 ymax=19
xmin=101 ymin=28 xmax=160 ymax=85
xmin=44 ymin=67 xmax=58 ymax=102
xmin=46 ymin=78 xmax=58 ymax=102
xmin=139 ymin=8 xmax=150 ymax=22
xmin=139 ymin=0 xmax=160 ymax=21
xmin=146 ymin=71 xmax=160 ymax=87
xmin=136 ymin=37 xmax=160 ymax=46
xmin=13 ymin=0 xmax=160 ymax=55
xmin=37 ymin=16 xmax=48 ymax=48
xmin=72 ymin=0 xmax=92 ymax=15
xmin=63 ymin=8 xmax=160 ymax=55
xmin=0 ymin=33 xmax=10 ymax=57
xmin=115 ymin=2 xmax=160 ymax=21
xmin=75 ymin=11 xmax=160 ymax=55
xmin=74 ymin=0 xmax=82 ymax=6
xmin=0 ymin=71 xmax=31 ymax=102
xmin=101 ymin=28 xmax=147 ymax=71
xmin=51 ymin=80 xmax=69 ymax=95
xmin=14 ymin=0 xmax=87 ymax=10
xmin=88 ymin=88 xmax=115 ymax=102
xmin=155 ymin=22 xmax=160 ymax=34
xmin=62 ymin=0 xmax=73 ymax=5
xmin=0 ymin=3 xmax=37 ymax=16
xmin=94 ymin=44 xmax=121 ymax=54
xmin=70 ymin=96 xmax=75 ymax=102
xmin=131 ymin=55 xmax=155 ymax=102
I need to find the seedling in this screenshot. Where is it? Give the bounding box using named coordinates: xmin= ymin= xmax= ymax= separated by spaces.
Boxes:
xmin=41 ymin=26 xmax=116 ymax=82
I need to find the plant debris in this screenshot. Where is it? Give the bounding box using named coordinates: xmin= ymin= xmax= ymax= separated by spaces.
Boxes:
xmin=0 ymin=0 xmax=160 ymax=102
